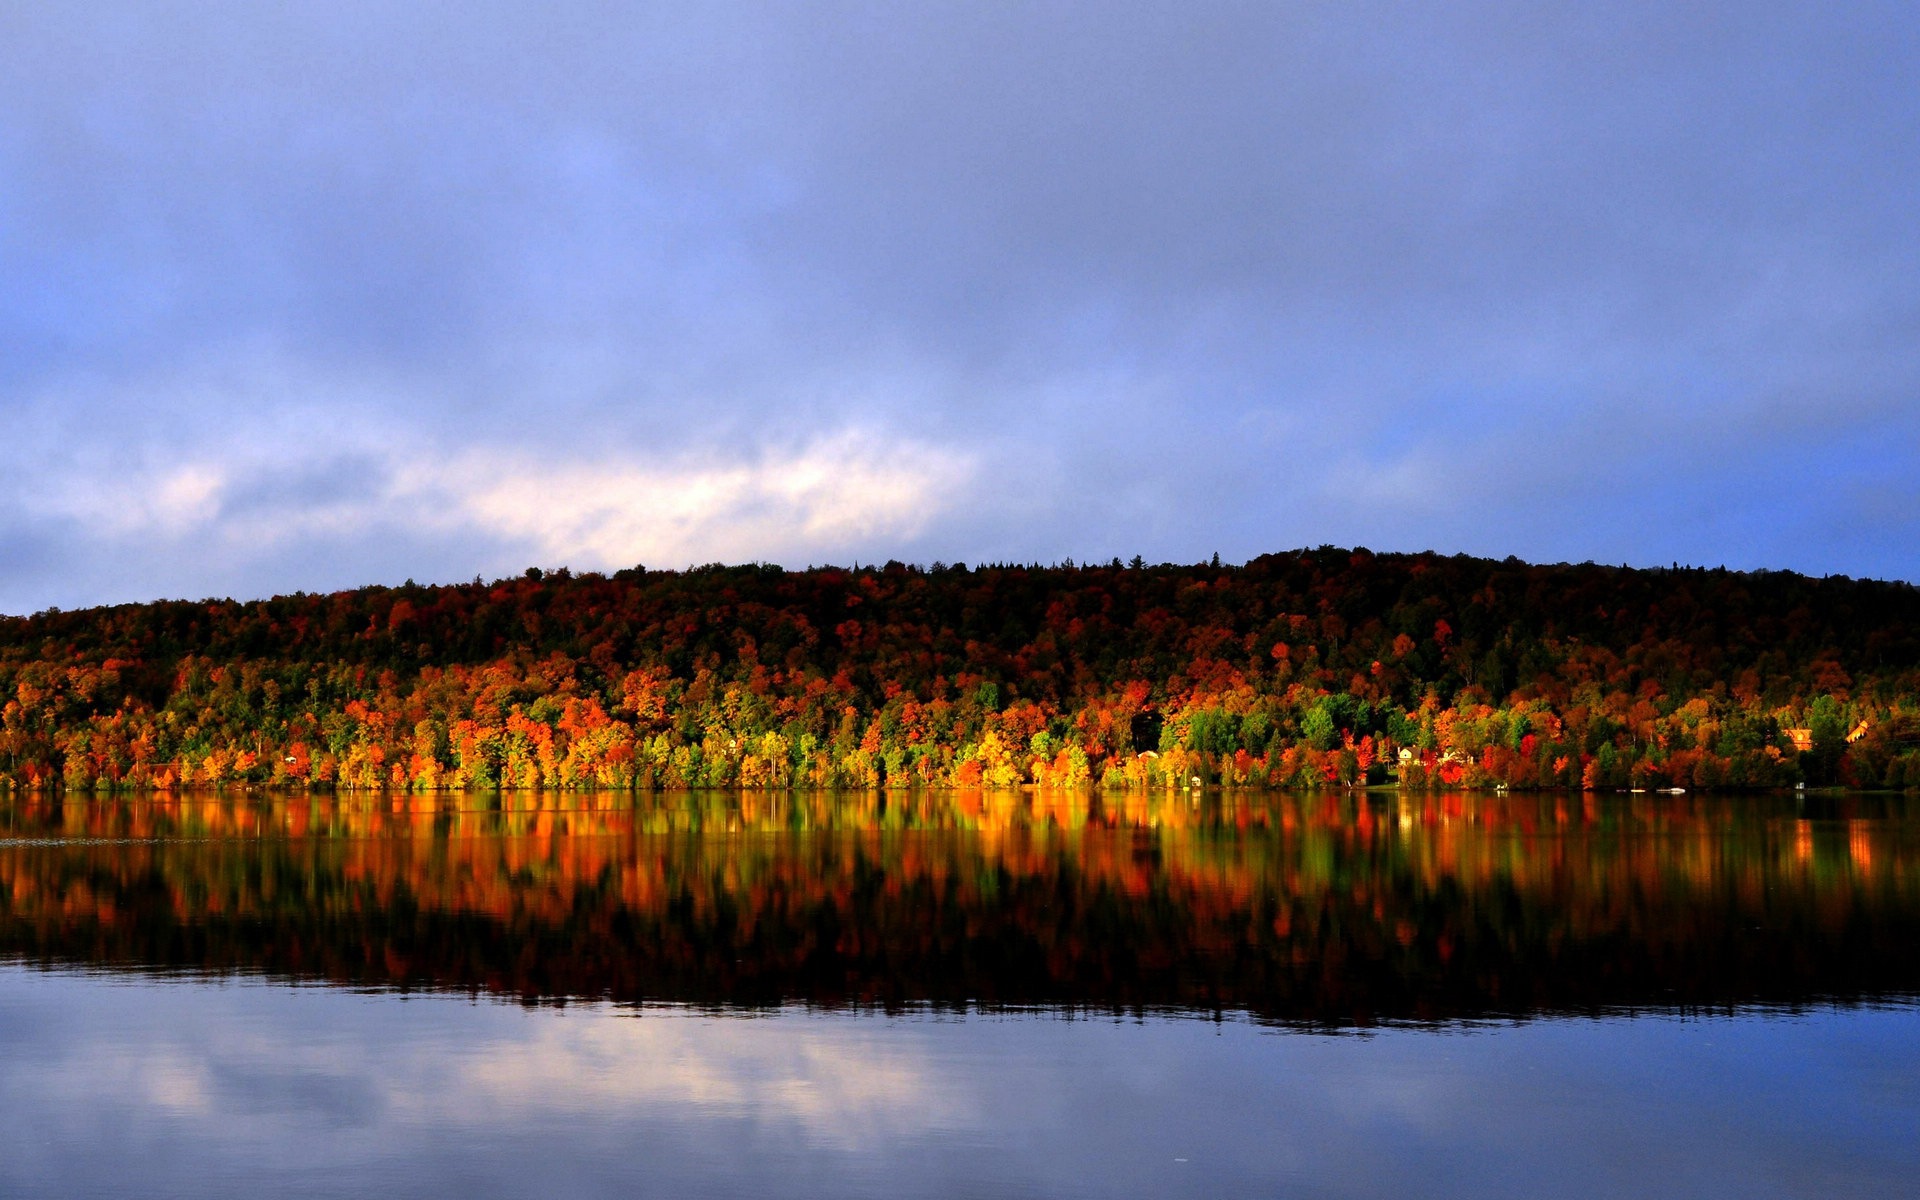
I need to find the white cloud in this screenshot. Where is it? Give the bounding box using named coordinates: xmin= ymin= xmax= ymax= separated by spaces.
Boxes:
xmin=9 ymin=412 xmax=974 ymax=579
xmin=0 ymin=343 xmax=990 ymax=608
xmin=28 ymin=463 xmax=228 ymax=538
xmin=412 ymin=431 xmax=974 ymax=569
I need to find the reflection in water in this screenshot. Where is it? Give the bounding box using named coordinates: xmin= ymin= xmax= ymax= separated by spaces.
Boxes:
xmin=0 ymin=963 xmax=1910 ymax=1200
xmin=3 ymin=966 xmax=1918 ymax=1200
xmin=1 ymin=790 xmax=1916 ymax=1022
xmin=3 ymin=790 xmax=1919 ymax=1198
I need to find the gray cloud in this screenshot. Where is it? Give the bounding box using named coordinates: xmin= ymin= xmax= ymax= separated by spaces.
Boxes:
xmin=2 ymin=3 xmax=1918 ymax=610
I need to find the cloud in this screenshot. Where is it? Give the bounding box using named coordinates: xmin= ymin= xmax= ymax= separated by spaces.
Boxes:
xmin=412 ymin=432 xmax=975 ymax=570
xmin=1 ymin=424 xmax=970 ymax=609
xmin=29 ymin=464 xmax=227 ymax=540
xmin=4 ymin=3 xmax=1920 ymax=604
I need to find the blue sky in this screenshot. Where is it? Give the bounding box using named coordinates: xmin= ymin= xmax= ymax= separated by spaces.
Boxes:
xmin=4 ymin=3 xmax=1919 ymax=612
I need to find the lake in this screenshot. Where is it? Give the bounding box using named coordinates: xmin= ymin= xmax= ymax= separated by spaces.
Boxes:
xmin=1 ymin=789 xmax=1916 ymax=1198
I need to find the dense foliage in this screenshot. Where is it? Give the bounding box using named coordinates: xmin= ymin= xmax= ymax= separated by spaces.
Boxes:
xmin=4 ymin=549 xmax=1920 ymax=791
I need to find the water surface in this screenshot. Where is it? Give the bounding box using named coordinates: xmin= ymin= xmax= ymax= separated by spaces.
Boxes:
xmin=1 ymin=789 xmax=1916 ymax=1197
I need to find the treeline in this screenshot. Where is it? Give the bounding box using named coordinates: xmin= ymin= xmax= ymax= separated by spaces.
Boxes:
xmin=3 ymin=548 xmax=1920 ymax=791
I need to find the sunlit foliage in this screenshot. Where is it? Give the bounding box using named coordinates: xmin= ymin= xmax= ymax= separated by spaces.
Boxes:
xmin=3 ymin=550 xmax=1918 ymax=792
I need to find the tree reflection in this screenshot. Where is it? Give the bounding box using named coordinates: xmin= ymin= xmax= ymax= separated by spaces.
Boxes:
xmin=0 ymin=790 xmax=1915 ymax=1025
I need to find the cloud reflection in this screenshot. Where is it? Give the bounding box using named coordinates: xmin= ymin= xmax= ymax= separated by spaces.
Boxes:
xmin=0 ymin=968 xmax=1916 ymax=1199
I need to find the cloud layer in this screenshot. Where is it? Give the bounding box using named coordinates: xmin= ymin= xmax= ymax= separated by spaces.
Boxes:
xmin=4 ymin=3 xmax=1919 ymax=610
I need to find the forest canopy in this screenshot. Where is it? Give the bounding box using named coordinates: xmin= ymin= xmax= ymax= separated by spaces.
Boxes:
xmin=4 ymin=549 xmax=1918 ymax=792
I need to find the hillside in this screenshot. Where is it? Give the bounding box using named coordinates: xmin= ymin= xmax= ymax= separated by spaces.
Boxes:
xmin=4 ymin=549 xmax=1919 ymax=791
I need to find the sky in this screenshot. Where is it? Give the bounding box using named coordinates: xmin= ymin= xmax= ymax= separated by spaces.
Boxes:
xmin=3 ymin=2 xmax=1919 ymax=613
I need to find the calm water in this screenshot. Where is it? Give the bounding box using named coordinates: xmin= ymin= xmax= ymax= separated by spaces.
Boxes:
xmin=1 ymin=789 xmax=1916 ymax=1197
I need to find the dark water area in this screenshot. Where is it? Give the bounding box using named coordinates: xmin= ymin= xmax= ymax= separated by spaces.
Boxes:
xmin=1 ymin=789 xmax=1917 ymax=1197
xmin=3 ymin=789 xmax=1917 ymax=1021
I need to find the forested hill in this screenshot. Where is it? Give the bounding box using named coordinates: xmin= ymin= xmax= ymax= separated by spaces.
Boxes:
xmin=4 ymin=549 xmax=1919 ymax=792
